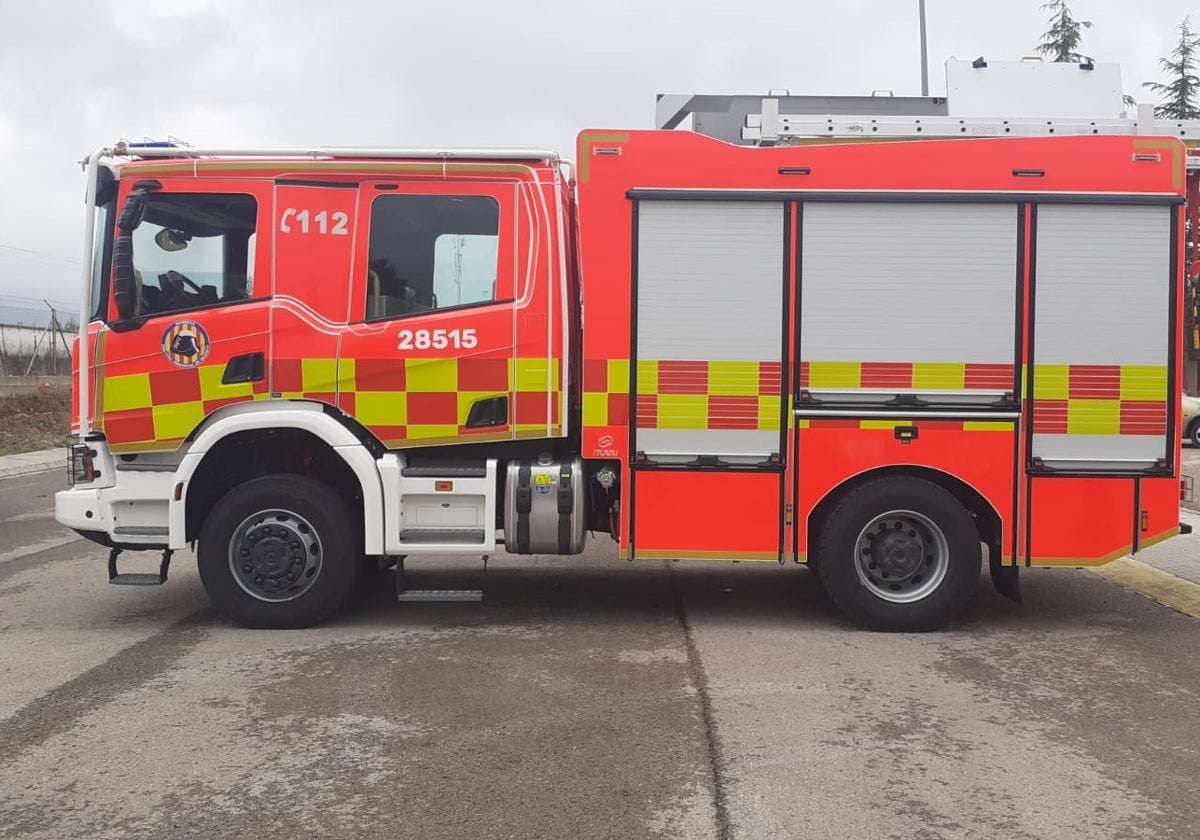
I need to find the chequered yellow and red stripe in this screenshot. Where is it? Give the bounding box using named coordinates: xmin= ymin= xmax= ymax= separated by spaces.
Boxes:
xmin=98 ymin=364 xmax=270 ymax=452
xmin=1031 ymin=364 xmax=1167 ymax=436
xmin=799 ymin=361 xmax=1015 ymax=391
xmin=798 ymin=418 xmax=1011 ymax=431
xmin=277 ymin=356 xmax=560 ymax=447
xmin=583 ymin=358 xmax=782 ymax=431
xmin=100 ymin=355 xmax=561 ymax=452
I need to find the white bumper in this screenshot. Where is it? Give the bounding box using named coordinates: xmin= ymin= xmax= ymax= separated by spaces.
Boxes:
xmin=54 ymin=442 xmax=175 ymax=549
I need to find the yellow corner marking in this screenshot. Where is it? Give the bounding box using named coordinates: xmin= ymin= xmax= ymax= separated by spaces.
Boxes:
xmin=1090 ymin=556 xmax=1200 ymax=621
xmin=1132 ymin=138 xmax=1184 ymax=191
xmin=578 ymin=131 xmax=630 ymax=182
xmin=1138 ymin=527 xmax=1179 ymax=552
xmin=1032 ymin=544 xmax=1134 ymax=566
xmin=634 ymin=549 xmax=779 ymax=562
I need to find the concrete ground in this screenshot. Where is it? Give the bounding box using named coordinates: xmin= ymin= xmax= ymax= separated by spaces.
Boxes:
xmin=3 ymin=464 xmax=1200 ymax=840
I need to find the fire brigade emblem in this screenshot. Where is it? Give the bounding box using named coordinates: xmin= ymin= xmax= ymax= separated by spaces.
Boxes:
xmin=161 ymin=320 xmax=211 ymax=368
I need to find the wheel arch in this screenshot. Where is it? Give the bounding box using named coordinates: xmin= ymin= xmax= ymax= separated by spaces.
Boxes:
xmin=169 ymin=402 xmax=384 ymax=553
xmin=806 ymin=465 xmax=1003 ymax=567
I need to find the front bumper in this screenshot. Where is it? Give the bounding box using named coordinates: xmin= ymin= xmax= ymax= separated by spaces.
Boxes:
xmin=55 ymin=485 xmax=106 ymax=535
xmin=55 ymin=442 xmax=174 ymax=551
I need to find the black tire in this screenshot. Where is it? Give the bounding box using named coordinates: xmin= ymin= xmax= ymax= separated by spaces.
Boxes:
xmin=198 ymin=475 xmax=362 ymax=629
xmin=815 ymin=477 xmax=980 ymax=632
xmin=1189 ymin=420 xmax=1200 ymax=449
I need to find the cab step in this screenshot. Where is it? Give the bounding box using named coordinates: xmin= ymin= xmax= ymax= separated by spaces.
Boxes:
xmin=108 ymin=548 xmax=171 ymax=586
xmin=397 ymin=589 xmax=483 ymax=602
xmin=395 ymin=556 xmax=486 ymax=603
xmin=399 ymin=528 xmax=487 ymax=545
xmin=394 ymin=456 xmax=498 ymax=554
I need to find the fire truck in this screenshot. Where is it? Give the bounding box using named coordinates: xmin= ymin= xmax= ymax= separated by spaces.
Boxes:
xmin=56 ymin=59 xmax=1198 ymax=630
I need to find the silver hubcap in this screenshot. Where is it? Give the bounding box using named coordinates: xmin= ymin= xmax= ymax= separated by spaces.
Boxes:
xmin=854 ymin=510 xmax=949 ymax=604
xmin=228 ymin=509 xmax=322 ymax=602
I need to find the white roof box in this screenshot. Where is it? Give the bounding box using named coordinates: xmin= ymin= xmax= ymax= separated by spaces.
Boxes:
xmin=945 ymin=58 xmax=1125 ymax=119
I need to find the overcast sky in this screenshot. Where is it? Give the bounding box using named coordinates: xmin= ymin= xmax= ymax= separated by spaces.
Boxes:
xmin=0 ymin=0 xmax=1191 ymax=323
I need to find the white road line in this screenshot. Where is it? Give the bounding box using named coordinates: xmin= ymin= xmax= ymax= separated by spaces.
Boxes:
xmin=0 ymin=535 xmax=81 ymax=565
xmin=3 ymin=511 xmax=55 ymax=523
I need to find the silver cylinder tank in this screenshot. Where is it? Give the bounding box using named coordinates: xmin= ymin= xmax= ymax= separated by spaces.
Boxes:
xmin=504 ymin=456 xmax=587 ymax=554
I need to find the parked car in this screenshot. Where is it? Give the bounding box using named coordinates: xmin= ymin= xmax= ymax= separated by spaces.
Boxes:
xmin=1185 ymin=393 xmax=1200 ymax=447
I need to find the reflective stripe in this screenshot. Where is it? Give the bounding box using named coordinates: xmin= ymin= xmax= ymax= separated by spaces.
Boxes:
xmin=1031 ymin=363 xmax=1167 ymax=436
xmin=583 ymin=357 xmax=780 ymax=432
xmin=100 ymin=353 xmax=562 ymax=452
xmin=800 ymin=361 xmax=1014 ymax=391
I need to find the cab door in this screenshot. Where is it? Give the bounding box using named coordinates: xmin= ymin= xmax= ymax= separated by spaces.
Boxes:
xmin=95 ymin=178 xmax=272 ymax=453
xmin=337 ymin=180 xmax=519 ymax=448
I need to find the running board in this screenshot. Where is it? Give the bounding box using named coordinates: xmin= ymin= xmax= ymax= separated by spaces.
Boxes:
xmin=397 ymin=589 xmax=484 ymax=602
xmin=399 ymin=528 xmax=487 ymax=545
xmin=396 ymin=556 xmax=486 ymax=603
xmin=108 ymin=547 xmax=172 ymax=586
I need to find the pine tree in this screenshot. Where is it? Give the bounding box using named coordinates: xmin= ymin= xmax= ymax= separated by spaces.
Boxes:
xmin=1143 ymin=16 xmax=1200 ymax=120
xmin=1036 ymin=0 xmax=1094 ymax=63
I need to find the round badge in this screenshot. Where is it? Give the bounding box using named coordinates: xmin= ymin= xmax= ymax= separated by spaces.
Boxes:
xmin=161 ymin=320 xmax=211 ymax=368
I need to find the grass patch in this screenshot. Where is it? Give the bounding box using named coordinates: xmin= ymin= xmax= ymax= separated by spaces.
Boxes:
xmin=0 ymin=384 xmax=74 ymax=455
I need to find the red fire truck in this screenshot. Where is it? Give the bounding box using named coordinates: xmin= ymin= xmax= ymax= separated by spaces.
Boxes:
xmin=56 ymin=75 xmax=1193 ymax=630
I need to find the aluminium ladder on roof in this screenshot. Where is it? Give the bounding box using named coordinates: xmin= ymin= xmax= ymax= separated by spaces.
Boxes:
xmin=657 ymin=95 xmax=1200 ymax=170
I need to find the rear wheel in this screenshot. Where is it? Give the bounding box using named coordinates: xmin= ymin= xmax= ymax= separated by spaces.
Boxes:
xmin=1189 ymin=419 xmax=1200 ymax=448
xmin=198 ymin=475 xmax=362 ymax=628
xmin=816 ymin=477 xmax=980 ymax=631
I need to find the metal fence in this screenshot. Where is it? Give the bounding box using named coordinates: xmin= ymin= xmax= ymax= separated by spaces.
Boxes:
xmin=0 ymin=323 xmax=72 ymax=376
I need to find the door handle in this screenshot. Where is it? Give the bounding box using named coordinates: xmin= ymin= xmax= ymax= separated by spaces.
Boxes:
xmin=222 ymin=352 xmax=265 ymax=384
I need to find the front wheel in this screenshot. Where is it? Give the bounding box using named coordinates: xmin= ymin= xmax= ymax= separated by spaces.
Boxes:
xmin=815 ymin=477 xmax=980 ymax=632
xmin=198 ymin=475 xmax=362 ymax=628
xmin=1189 ymin=420 xmax=1200 ymax=449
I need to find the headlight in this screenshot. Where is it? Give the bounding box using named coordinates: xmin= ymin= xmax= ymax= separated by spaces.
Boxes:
xmin=67 ymin=444 xmax=96 ymax=485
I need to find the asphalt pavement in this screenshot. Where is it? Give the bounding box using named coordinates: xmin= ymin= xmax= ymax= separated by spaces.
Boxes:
xmin=2 ymin=460 xmax=1200 ymax=839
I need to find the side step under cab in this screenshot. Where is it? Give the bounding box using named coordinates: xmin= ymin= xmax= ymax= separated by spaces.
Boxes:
xmin=108 ymin=547 xmax=172 ymax=586
xmin=396 ymin=555 xmax=486 ymax=603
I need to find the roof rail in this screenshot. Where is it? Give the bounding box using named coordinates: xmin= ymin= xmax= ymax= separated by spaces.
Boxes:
xmin=104 ymin=140 xmax=559 ymax=162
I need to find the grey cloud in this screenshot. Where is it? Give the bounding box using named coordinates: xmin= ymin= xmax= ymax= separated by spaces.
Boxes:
xmin=0 ymin=0 xmax=1192 ymax=312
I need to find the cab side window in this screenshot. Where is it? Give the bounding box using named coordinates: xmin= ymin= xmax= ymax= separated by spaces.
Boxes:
xmin=366 ymin=194 xmax=500 ymax=321
xmin=128 ymin=193 xmax=257 ymax=317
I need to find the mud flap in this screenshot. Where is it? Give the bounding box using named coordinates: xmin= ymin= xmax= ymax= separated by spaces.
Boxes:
xmin=989 ymin=549 xmax=1021 ymax=603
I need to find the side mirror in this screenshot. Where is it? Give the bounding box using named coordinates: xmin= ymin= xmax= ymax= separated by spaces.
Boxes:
xmin=112 ymin=191 xmax=149 ymax=321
